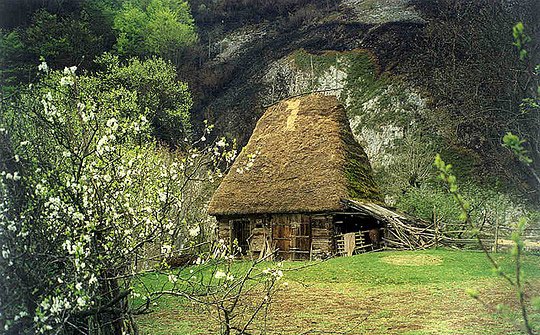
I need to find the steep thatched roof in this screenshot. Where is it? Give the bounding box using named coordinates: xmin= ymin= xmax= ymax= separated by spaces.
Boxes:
xmin=208 ymin=94 xmax=382 ymax=216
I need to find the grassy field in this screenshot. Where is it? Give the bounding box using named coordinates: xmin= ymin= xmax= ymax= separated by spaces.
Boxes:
xmin=135 ymin=249 xmax=540 ymax=335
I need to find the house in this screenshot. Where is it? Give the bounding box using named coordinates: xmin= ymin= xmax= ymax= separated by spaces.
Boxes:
xmin=207 ymin=94 xmax=391 ymax=260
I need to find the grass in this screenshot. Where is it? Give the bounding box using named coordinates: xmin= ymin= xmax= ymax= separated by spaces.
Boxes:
xmin=135 ymin=249 xmax=540 ymax=335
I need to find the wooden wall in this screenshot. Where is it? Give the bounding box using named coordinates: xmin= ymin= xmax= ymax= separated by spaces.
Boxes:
xmin=310 ymin=214 xmax=334 ymax=256
xmin=216 ymin=213 xmax=334 ymax=260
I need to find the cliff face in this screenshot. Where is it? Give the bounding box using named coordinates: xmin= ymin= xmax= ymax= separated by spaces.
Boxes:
xmin=185 ymin=0 xmax=539 ymax=199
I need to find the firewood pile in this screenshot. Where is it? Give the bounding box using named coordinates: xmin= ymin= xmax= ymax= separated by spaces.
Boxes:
xmin=383 ymin=218 xmax=436 ymax=250
xmin=342 ymin=200 xmax=440 ymax=250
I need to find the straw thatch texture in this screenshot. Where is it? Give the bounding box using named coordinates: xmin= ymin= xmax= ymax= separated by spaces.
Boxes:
xmin=208 ymin=94 xmax=381 ymax=216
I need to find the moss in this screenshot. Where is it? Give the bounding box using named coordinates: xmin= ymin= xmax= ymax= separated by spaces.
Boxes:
xmin=343 ymin=51 xmax=388 ymax=111
xmin=437 ymin=143 xmax=479 ymax=180
xmin=358 ymin=0 xmax=378 ymax=11
xmin=291 ymin=49 xmax=339 ymax=76
xmin=342 ymin=127 xmax=383 ymax=203
xmin=290 ymin=49 xmax=385 ymax=100
xmin=345 ymin=156 xmax=383 ymax=203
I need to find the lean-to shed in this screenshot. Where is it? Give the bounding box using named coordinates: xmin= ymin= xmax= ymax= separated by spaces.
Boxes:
xmin=208 ymin=94 xmax=385 ymax=259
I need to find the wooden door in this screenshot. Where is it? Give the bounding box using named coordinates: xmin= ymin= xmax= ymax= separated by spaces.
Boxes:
xmin=292 ymin=216 xmax=311 ymax=260
xmin=272 ymin=222 xmax=292 ymax=260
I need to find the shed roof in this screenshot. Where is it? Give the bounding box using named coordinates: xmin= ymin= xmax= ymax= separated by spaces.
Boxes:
xmin=208 ymin=94 xmax=382 ymax=216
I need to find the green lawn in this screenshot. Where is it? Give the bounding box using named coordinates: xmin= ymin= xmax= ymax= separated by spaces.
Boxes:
xmin=135 ymin=249 xmax=540 ymax=335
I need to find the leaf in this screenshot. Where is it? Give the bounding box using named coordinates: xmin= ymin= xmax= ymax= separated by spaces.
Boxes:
xmin=465 ymin=288 xmax=479 ymax=299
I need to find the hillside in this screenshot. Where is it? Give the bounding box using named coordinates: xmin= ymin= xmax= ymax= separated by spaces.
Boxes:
xmin=184 ymin=0 xmax=540 ymax=203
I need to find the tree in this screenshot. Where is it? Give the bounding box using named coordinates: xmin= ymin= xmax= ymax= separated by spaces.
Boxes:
xmin=94 ymin=53 xmax=193 ymax=146
xmin=113 ymin=0 xmax=197 ymax=62
xmin=0 ymin=6 xmax=113 ymax=92
xmin=0 ymin=59 xmax=231 ymax=334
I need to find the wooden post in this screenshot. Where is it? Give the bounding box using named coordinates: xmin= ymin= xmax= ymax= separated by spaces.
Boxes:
xmin=493 ymin=218 xmax=499 ymax=253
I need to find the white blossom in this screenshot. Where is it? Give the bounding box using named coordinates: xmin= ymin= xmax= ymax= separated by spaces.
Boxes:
xmin=37 ymin=61 xmax=48 ymax=72
xmin=89 ymin=274 xmax=98 ymax=285
xmin=7 ymin=222 xmax=16 ymax=232
xmin=73 ymin=212 xmax=84 ymax=221
xmin=63 ymin=66 xmax=77 ymax=75
xmin=96 ymin=136 xmax=109 ymax=155
xmin=188 ymin=226 xmax=200 ymax=237
xmin=214 ymin=270 xmax=226 ymax=279
xmin=106 ymin=118 xmax=119 ymax=131
xmin=76 ymin=297 xmax=86 ymax=307
xmin=216 ymin=138 xmax=226 ymax=147
xmin=60 ymin=76 xmax=74 ymax=86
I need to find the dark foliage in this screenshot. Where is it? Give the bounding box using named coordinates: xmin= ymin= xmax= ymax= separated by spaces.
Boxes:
xmin=401 ymin=0 xmax=540 ymax=192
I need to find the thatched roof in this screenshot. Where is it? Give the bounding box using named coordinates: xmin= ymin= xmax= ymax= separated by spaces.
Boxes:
xmin=208 ymin=94 xmax=382 ymax=216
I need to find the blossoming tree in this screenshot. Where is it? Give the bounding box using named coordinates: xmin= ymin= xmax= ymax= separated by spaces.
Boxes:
xmin=0 ymin=57 xmax=242 ymax=334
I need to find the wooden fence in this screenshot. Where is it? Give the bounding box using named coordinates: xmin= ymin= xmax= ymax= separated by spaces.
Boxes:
xmin=333 ymin=224 xmax=540 ymax=257
xmin=384 ymin=214 xmax=540 ymax=253
xmin=338 ymin=200 xmax=540 ymax=254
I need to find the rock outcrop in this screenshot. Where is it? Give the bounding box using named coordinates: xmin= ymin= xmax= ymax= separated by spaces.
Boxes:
xmin=186 ymin=0 xmax=540 ymax=199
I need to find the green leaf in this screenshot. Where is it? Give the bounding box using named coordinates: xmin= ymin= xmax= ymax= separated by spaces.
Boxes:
xmin=465 ymin=288 xmax=479 ymax=299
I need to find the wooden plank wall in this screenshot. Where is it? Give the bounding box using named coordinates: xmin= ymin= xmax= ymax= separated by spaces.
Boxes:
xmin=218 ymin=214 xmax=336 ymax=260
xmin=310 ymin=215 xmax=333 ymax=256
